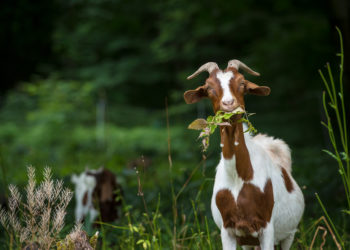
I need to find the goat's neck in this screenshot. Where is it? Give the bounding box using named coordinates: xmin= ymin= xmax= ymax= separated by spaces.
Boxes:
xmin=220 ymin=121 xmax=253 ymax=181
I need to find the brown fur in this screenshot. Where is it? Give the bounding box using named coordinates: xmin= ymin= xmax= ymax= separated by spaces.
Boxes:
xmin=87 ymin=169 xmax=122 ymax=222
xmin=216 ymin=179 xmax=274 ymax=241
xmin=82 ymin=191 xmax=88 ymax=206
xmin=221 ymin=123 xmax=254 ymax=181
xmin=236 ymin=235 xmax=260 ymax=246
xmin=184 ymin=68 xmax=270 ymax=112
xmin=281 ymin=168 xmax=294 ymax=193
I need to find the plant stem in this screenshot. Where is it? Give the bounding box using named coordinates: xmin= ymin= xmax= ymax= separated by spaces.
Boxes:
xmin=165 ymin=98 xmax=177 ymax=250
xmin=315 ymin=193 xmax=344 ymax=249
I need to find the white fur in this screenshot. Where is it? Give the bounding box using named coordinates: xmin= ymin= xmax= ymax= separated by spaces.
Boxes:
xmin=71 ymin=172 xmax=99 ymax=223
xmin=217 ymin=71 xmax=234 ymax=103
xmin=221 ymin=227 xmax=237 ymax=250
xmin=253 ymin=134 xmax=292 ymax=173
xmin=260 ymin=222 xmax=275 ymax=249
xmin=211 ymin=131 xmax=304 ymax=249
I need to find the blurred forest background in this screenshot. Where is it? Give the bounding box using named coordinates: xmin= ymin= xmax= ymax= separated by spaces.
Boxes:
xmin=0 ymin=0 xmax=350 ymax=248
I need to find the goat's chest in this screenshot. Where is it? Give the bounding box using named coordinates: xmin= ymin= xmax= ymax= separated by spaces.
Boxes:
xmin=213 ymin=162 xmax=274 ymax=234
xmin=215 ymin=179 xmax=274 ymax=231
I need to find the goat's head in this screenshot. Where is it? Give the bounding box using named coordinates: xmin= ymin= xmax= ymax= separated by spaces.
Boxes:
xmin=184 ymin=60 xmax=270 ymax=116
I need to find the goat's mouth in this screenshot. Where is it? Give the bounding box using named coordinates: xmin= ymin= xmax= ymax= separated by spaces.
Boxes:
xmin=219 ymin=101 xmax=245 ymax=113
xmin=221 ymin=106 xmax=245 ymax=115
xmin=217 ymin=106 xmax=245 ymax=125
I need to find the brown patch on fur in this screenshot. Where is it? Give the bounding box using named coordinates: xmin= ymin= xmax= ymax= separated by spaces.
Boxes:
xmin=216 ymin=179 xmax=274 ymax=245
xmin=184 ymin=69 xmax=222 ymax=106
xmin=206 ymin=70 xmax=224 ymax=112
xmin=281 ymin=168 xmax=294 ymax=193
xmin=216 ymin=189 xmax=237 ymax=227
xmin=82 ymin=191 xmax=88 ymax=206
xmin=233 ymin=124 xmax=254 ymax=181
xmin=87 ymin=169 xmax=122 ymax=222
xmin=221 ymin=123 xmax=253 ymax=181
xmin=236 ymin=235 xmax=259 ymax=246
xmin=221 ymin=126 xmax=235 ymax=159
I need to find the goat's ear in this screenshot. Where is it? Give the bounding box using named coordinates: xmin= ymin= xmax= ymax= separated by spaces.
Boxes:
xmin=245 ymin=81 xmax=271 ymax=96
xmin=184 ymin=85 xmax=207 ymax=104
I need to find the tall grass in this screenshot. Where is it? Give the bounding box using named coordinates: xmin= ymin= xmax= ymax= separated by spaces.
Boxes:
xmin=97 ymin=99 xmax=219 ymax=249
xmin=317 ymin=27 xmax=349 ymax=249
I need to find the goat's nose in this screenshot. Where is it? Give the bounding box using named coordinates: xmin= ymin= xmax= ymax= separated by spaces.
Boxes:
xmin=222 ymin=100 xmax=234 ymax=106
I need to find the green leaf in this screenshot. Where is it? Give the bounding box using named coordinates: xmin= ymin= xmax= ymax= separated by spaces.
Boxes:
xmin=223 ymin=113 xmax=234 ymax=119
xmin=207 ymin=116 xmax=214 ymax=123
xmin=322 ymin=149 xmax=339 ymax=161
xmin=340 ymin=152 xmax=349 ymax=161
xmin=320 ymin=121 xmax=329 ymax=129
xmin=209 ymin=125 xmax=217 ymax=134
xmin=143 ymin=242 xmax=147 ymax=249
xmin=188 ymin=119 xmax=208 ymax=130
xmin=341 ymin=209 xmax=350 ymax=215
xmin=189 ymin=107 xmax=256 ymax=152
xmin=338 ymin=92 xmax=343 ymax=100
xmin=328 ymin=102 xmax=336 ymax=109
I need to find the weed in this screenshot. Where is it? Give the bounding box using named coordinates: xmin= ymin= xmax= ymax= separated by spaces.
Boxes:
xmin=0 ymin=166 xmax=72 ymax=249
xmin=317 ymin=27 xmax=349 ymax=249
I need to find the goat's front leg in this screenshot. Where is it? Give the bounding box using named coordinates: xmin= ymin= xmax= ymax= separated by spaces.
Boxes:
xmin=280 ymin=232 xmax=295 ymax=250
xmin=221 ymin=227 xmax=237 ymax=250
xmin=259 ymin=222 xmax=274 ymax=250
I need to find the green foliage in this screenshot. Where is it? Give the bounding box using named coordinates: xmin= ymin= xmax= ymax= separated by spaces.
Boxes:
xmin=0 ymin=78 xmax=199 ymax=181
xmin=317 ymin=28 xmax=349 ymax=249
xmin=188 ymin=107 xmax=257 ymax=151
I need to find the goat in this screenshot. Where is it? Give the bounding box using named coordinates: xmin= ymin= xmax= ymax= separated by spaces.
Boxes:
xmin=184 ymin=60 xmax=304 ymax=250
xmin=71 ymin=168 xmax=122 ymax=224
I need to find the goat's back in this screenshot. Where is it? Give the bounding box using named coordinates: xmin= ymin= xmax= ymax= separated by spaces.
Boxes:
xmin=252 ymin=134 xmax=292 ymax=173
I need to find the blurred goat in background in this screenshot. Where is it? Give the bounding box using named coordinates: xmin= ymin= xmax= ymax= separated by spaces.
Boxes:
xmin=71 ymin=168 xmax=122 ymax=224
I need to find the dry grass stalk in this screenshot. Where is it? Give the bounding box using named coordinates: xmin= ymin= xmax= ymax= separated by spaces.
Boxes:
xmin=308 ymin=216 xmax=342 ymax=250
xmin=309 ymin=226 xmax=327 ymax=250
xmin=0 ymin=166 xmax=73 ymax=249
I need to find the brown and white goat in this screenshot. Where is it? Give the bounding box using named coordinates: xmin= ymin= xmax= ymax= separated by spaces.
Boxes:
xmin=71 ymin=168 xmax=122 ymax=224
xmin=184 ymin=60 xmax=304 ymax=250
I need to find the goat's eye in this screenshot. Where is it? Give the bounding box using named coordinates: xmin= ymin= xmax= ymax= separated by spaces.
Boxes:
xmin=238 ymin=81 xmax=245 ymax=93
xmin=207 ymin=87 xmax=217 ymax=97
